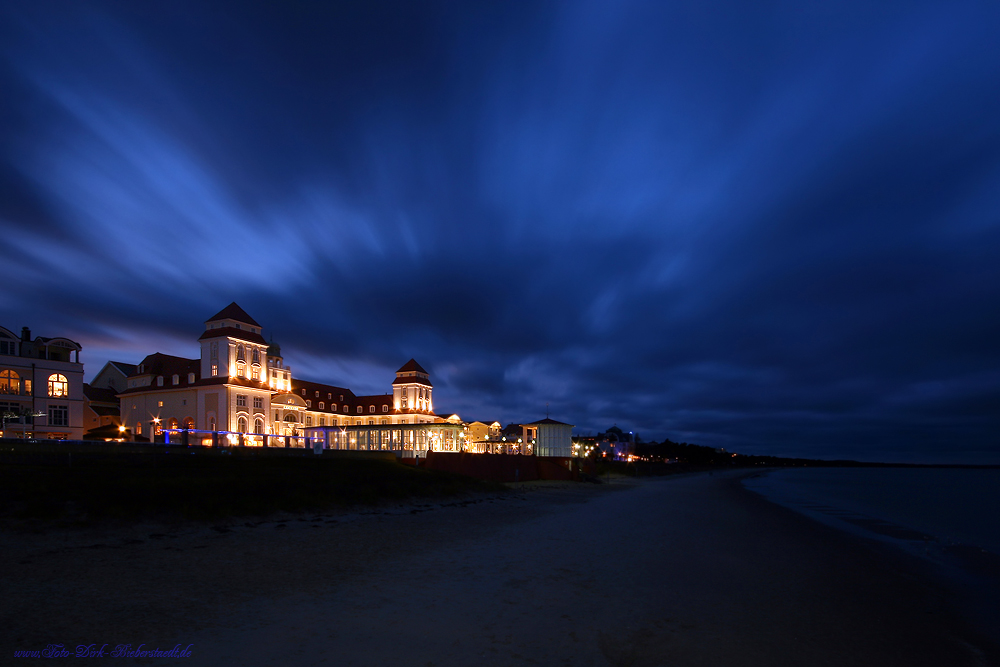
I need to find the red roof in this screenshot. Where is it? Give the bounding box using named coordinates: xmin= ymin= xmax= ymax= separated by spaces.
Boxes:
xmin=392 ymin=375 xmax=433 ymax=387
xmin=396 ymin=358 xmax=428 ymax=374
xmin=205 ymin=302 xmax=261 ymax=327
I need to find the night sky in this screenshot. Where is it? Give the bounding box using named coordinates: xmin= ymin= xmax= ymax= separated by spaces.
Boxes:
xmin=2 ymin=1 xmax=998 ymax=463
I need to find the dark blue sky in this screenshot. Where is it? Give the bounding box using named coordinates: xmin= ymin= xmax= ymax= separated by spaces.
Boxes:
xmin=2 ymin=1 xmax=999 ymax=462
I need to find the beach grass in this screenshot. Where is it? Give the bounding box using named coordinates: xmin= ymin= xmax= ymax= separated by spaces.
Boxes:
xmin=0 ymin=456 xmax=503 ymax=524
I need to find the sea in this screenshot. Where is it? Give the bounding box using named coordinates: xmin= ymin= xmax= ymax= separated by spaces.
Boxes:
xmin=743 ymin=467 xmax=1000 ymax=649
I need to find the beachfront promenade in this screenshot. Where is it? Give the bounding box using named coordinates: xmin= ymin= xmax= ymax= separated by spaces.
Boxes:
xmin=4 ymin=472 xmax=994 ymax=666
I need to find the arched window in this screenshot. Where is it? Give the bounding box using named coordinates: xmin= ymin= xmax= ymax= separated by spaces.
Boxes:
xmin=383 ymin=405 xmax=389 ymax=413
xmin=251 ymin=348 xmax=260 ymax=365
xmin=356 ymin=406 xmax=362 ymax=414
xmin=172 ymin=374 xmax=179 ymax=385
xmin=331 ymin=404 xmax=337 ymax=412
xmin=318 ymin=402 xmax=324 ymax=410
xmin=236 ymin=345 xmax=246 ymax=362
xmin=254 ymin=417 xmax=264 ymax=434
xmin=209 ymin=416 xmax=217 ymax=431
xmin=284 ymin=413 xmax=297 ymax=423
xmin=343 ymin=405 xmax=348 ymax=413
xmin=47 ymin=373 xmax=68 ymax=397
xmin=0 ymin=369 xmax=20 ymax=394
xmin=237 ymin=416 xmax=248 ymax=433
xmin=306 ymin=400 xmax=311 ymax=408
xmin=236 ymin=362 xmax=246 ymax=378
xmin=369 ymin=405 xmax=375 ymax=413
xmin=168 ymin=417 xmax=179 ymax=430
xmin=183 ymin=417 xmax=195 ymax=430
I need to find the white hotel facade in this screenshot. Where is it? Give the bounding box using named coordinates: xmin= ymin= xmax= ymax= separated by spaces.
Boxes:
xmin=118 ymin=303 xmax=459 ymax=451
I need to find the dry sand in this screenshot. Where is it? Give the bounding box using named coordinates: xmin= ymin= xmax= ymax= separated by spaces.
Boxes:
xmin=3 ymin=471 xmax=997 ymax=666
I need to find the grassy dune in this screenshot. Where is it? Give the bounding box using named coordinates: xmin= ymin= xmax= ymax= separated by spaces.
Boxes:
xmin=0 ymin=456 xmax=502 ymax=524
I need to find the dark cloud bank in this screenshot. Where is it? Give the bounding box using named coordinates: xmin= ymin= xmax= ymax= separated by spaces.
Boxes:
xmin=2 ymin=1 xmax=998 ymax=462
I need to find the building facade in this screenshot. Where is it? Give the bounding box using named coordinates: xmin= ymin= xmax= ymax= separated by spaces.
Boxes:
xmin=0 ymin=325 xmax=84 ymax=440
xmin=118 ymin=303 xmax=445 ymax=446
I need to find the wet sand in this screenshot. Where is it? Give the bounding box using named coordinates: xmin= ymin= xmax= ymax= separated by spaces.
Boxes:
xmin=4 ymin=471 xmax=997 ymax=665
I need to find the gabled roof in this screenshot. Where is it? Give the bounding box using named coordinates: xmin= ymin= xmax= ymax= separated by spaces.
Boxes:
xmin=524 ymin=418 xmax=573 ymax=426
xmin=205 ymin=302 xmax=261 ymax=327
xmin=396 ymin=358 xmax=428 ymax=374
xmin=130 ymin=353 xmax=200 ymax=378
xmin=83 ymin=383 xmax=119 ymax=404
xmin=108 ymin=361 xmax=138 ymax=376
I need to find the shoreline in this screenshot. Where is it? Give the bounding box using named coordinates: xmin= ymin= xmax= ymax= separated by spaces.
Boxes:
xmin=4 ymin=472 xmax=997 ymax=665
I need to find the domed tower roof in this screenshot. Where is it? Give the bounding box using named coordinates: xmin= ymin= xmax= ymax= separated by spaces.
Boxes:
xmin=267 ymin=336 xmax=282 ymax=358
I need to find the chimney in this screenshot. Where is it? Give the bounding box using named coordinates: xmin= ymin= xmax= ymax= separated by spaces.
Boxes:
xmin=21 ymin=327 xmax=30 ymax=342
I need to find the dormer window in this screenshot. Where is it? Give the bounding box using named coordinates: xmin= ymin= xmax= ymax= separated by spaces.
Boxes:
xmin=314 ymin=390 xmax=319 ymax=398
xmin=327 ymin=393 xmax=332 ymax=400
xmin=343 ymin=405 xmax=348 ymax=413
xmin=188 ymin=373 xmax=195 ymax=383
xmin=157 ymin=376 xmax=163 ymax=386
xmin=369 ymin=405 xmax=375 ymax=413
xmin=306 ymin=400 xmax=311 ymax=408
xmin=172 ymin=374 xmax=179 ymax=385
xmin=301 ymin=388 xmax=306 ymax=396
xmin=331 ymin=404 xmax=337 ymax=411
xmin=319 ymin=402 xmax=324 ymax=410
xmin=383 ymin=405 xmax=388 ymax=413
xmin=339 ymin=395 xmax=343 ymax=401
xmin=356 ymin=406 xmax=362 ymax=414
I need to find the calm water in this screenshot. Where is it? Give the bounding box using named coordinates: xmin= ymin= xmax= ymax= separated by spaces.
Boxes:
xmin=743 ymin=467 xmax=1000 ymax=646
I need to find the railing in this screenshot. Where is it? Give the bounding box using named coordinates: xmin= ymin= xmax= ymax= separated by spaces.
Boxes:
xmin=0 ymin=385 xmax=30 ymax=396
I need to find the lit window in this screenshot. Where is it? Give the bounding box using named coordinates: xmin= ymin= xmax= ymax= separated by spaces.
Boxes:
xmin=47 ymin=373 xmax=69 ymax=397
xmin=158 ymin=401 xmax=164 ymax=408
xmin=237 ymin=416 xmax=248 ymax=433
xmin=251 ymin=367 xmax=259 ymax=380
xmin=0 ymin=370 xmax=21 ymax=394
xmin=211 ymin=363 xmax=218 ymax=377
xmin=237 ymin=362 xmax=246 ymax=378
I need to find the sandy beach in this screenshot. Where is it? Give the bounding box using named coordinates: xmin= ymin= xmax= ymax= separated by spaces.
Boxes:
xmin=4 ymin=470 xmax=997 ymax=666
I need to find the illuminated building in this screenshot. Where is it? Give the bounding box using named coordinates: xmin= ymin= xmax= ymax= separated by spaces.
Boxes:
xmin=117 ymin=303 xmax=447 ymax=447
xmin=0 ymin=324 xmax=84 ymax=440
